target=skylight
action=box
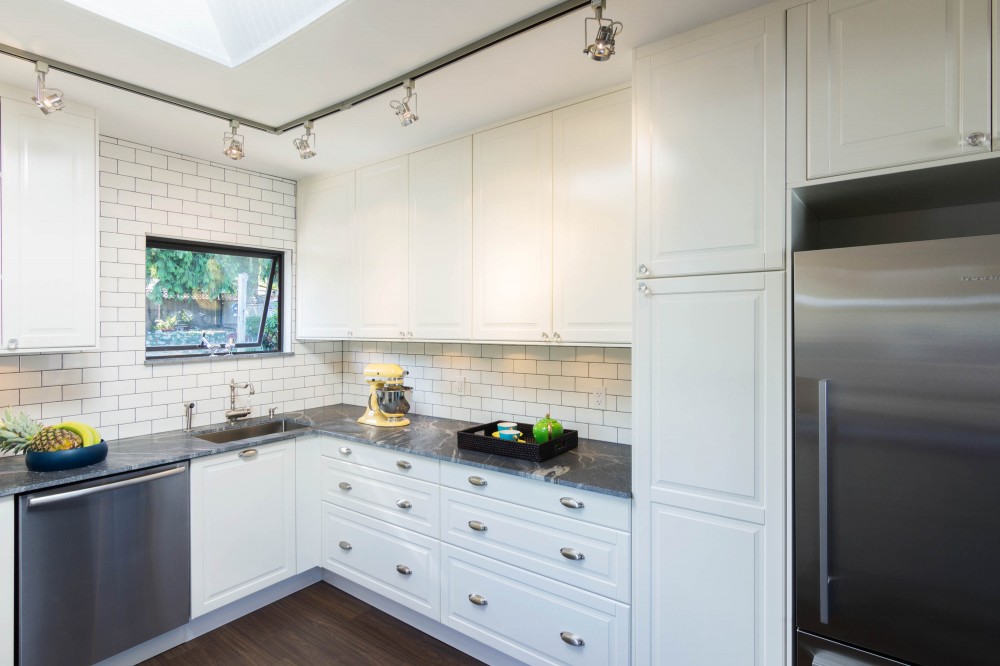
[62,0,348,67]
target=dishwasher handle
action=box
[27,465,187,508]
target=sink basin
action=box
[195,420,310,444]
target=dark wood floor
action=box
[143,583,484,666]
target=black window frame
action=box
[144,237,284,360]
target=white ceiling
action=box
[0,0,773,180]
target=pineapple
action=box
[0,409,82,453]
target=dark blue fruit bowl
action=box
[25,441,108,472]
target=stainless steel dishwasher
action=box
[18,463,190,666]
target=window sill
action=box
[144,351,294,366]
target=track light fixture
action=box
[31,62,65,115]
[389,79,419,127]
[223,119,245,160]
[583,0,623,62]
[293,120,317,159]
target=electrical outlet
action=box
[592,387,606,409]
[454,376,466,396]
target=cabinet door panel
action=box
[808,0,991,177]
[472,115,553,342]
[636,15,784,277]
[357,157,409,338]
[552,90,633,344]
[408,138,472,340]
[1,98,97,350]
[0,497,11,666]
[296,172,357,338]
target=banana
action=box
[84,424,102,445]
[55,422,96,447]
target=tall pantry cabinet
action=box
[632,10,787,666]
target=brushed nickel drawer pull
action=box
[396,460,412,470]
[468,593,488,606]
[338,541,352,551]
[338,446,351,455]
[560,547,585,561]
[338,481,352,491]
[468,476,488,487]
[559,497,584,509]
[560,631,585,647]
[396,564,412,575]
[396,499,412,509]
[468,520,488,532]
[238,449,258,459]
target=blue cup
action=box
[498,429,521,441]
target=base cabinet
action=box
[1,497,11,666]
[190,439,297,618]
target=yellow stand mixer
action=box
[357,363,413,427]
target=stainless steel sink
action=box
[195,419,310,444]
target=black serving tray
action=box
[456,421,578,462]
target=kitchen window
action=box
[145,238,283,360]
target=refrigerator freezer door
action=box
[794,234,1000,666]
[797,631,909,666]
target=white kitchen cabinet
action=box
[0,97,97,351]
[296,171,358,339]
[635,13,785,278]
[552,90,633,344]
[356,157,409,338]
[408,138,473,340]
[472,114,553,342]
[632,271,785,665]
[190,439,297,618]
[1,496,12,666]
[807,0,991,178]
[296,435,322,573]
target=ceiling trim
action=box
[0,0,591,136]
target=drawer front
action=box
[440,460,630,530]
[441,545,630,666]
[322,502,439,619]
[320,437,439,482]
[441,488,630,603]
[322,457,439,537]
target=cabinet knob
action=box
[560,632,585,647]
[347,331,353,336]
[559,497,585,509]
[338,481,352,491]
[966,131,989,147]
[407,331,414,337]
[338,446,352,455]
[396,564,412,576]
[399,331,406,338]
[238,449,258,459]
[637,264,648,275]
[396,460,412,470]
[638,282,649,294]
[560,547,585,561]
[468,593,488,606]
[468,475,488,487]
[541,332,550,342]
[338,540,352,551]
[6,339,16,350]
[396,499,412,509]
[468,520,488,532]
[552,332,561,343]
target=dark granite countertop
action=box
[0,405,632,499]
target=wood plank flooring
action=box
[143,583,484,666]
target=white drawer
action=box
[441,488,630,603]
[440,460,630,531]
[322,502,439,620]
[320,437,439,483]
[441,544,630,666]
[321,457,439,537]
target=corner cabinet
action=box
[190,439,297,618]
[0,97,98,351]
[635,14,785,278]
[806,0,991,178]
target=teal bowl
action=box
[25,441,108,472]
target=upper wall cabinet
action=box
[806,0,991,178]
[635,14,785,279]
[552,90,633,345]
[0,97,98,352]
[472,115,554,343]
[408,138,473,340]
[297,171,358,339]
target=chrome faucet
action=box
[184,402,195,432]
[226,380,255,422]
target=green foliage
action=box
[154,314,177,331]
[146,248,274,305]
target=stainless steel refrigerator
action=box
[794,234,1000,666]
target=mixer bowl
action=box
[376,386,413,416]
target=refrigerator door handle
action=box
[818,378,831,625]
